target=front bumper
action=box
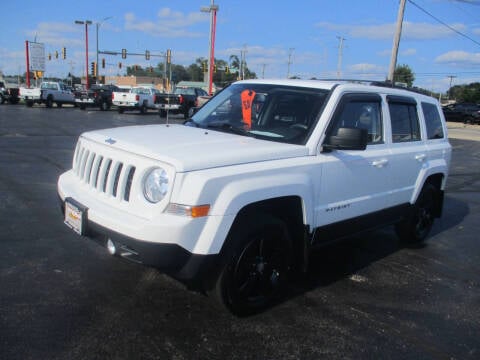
[58,196,220,290]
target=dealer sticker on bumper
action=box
[64,198,87,235]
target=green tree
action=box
[393,64,415,87]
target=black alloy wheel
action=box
[396,183,436,243]
[215,215,291,316]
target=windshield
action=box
[187,83,328,145]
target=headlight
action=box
[143,167,169,203]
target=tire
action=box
[140,103,147,114]
[159,110,167,118]
[0,95,5,104]
[46,97,53,108]
[57,102,62,108]
[100,100,108,111]
[214,214,292,316]
[26,100,34,107]
[118,107,124,114]
[395,183,437,244]
[80,104,86,110]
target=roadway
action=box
[0,105,479,359]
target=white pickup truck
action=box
[111,86,162,114]
[20,81,75,108]
[58,79,451,315]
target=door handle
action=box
[415,154,427,162]
[372,159,388,168]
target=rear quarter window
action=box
[422,102,444,140]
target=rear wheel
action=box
[117,107,124,114]
[26,100,34,107]
[395,183,436,244]
[100,100,109,111]
[45,97,53,108]
[140,104,147,114]
[214,215,291,316]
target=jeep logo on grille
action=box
[105,138,116,145]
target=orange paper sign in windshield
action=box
[241,89,256,130]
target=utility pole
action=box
[287,48,294,78]
[336,36,345,79]
[388,0,407,83]
[447,75,457,100]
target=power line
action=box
[407,0,480,47]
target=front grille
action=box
[73,142,136,202]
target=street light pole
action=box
[201,1,219,95]
[96,16,113,80]
[75,20,92,89]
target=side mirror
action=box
[323,127,368,151]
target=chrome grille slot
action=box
[112,163,123,197]
[84,152,96,184]
[90,155,103,188]
[124,167,136,202]
[102,159,112,193]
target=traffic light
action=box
[214,64,217,73]
[102,58,105,68]
[225,66,229,74]
[62,47,66,59]
[118,62,122,69]
[55,51,59,59]
[48,53,52,61]
[145,50,150,60]
[166,49,171,64]
[91,61,97,76]
[202,61,207,73]
[121,48,127,59]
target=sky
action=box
[1,0,479,93]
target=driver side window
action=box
[328,94,383,145]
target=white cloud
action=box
[315,21,466,40]
[401,48,417,56]
[435,50,480,65]
[124,8,208,38]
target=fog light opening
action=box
[107,238,116,255]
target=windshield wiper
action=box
[205,122,252,137]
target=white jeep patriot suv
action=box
[58,79,451,315]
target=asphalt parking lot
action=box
[1,104,479,359]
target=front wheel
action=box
[214,215,292,316]
[395,183,437,244]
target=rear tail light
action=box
[135,94,139,101]
[179,95,184,104]
[111,93,115,99]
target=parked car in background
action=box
[20,81,75,108]
[157,86,210,118]
[442,103,480,124]
[0,80,20,104]
[75,84,120,111]
[111,86,162,114]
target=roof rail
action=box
[317,78,433,97]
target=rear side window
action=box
[388,96,421,143]
[422,102,444,139]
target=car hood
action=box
[82,124,309,172]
